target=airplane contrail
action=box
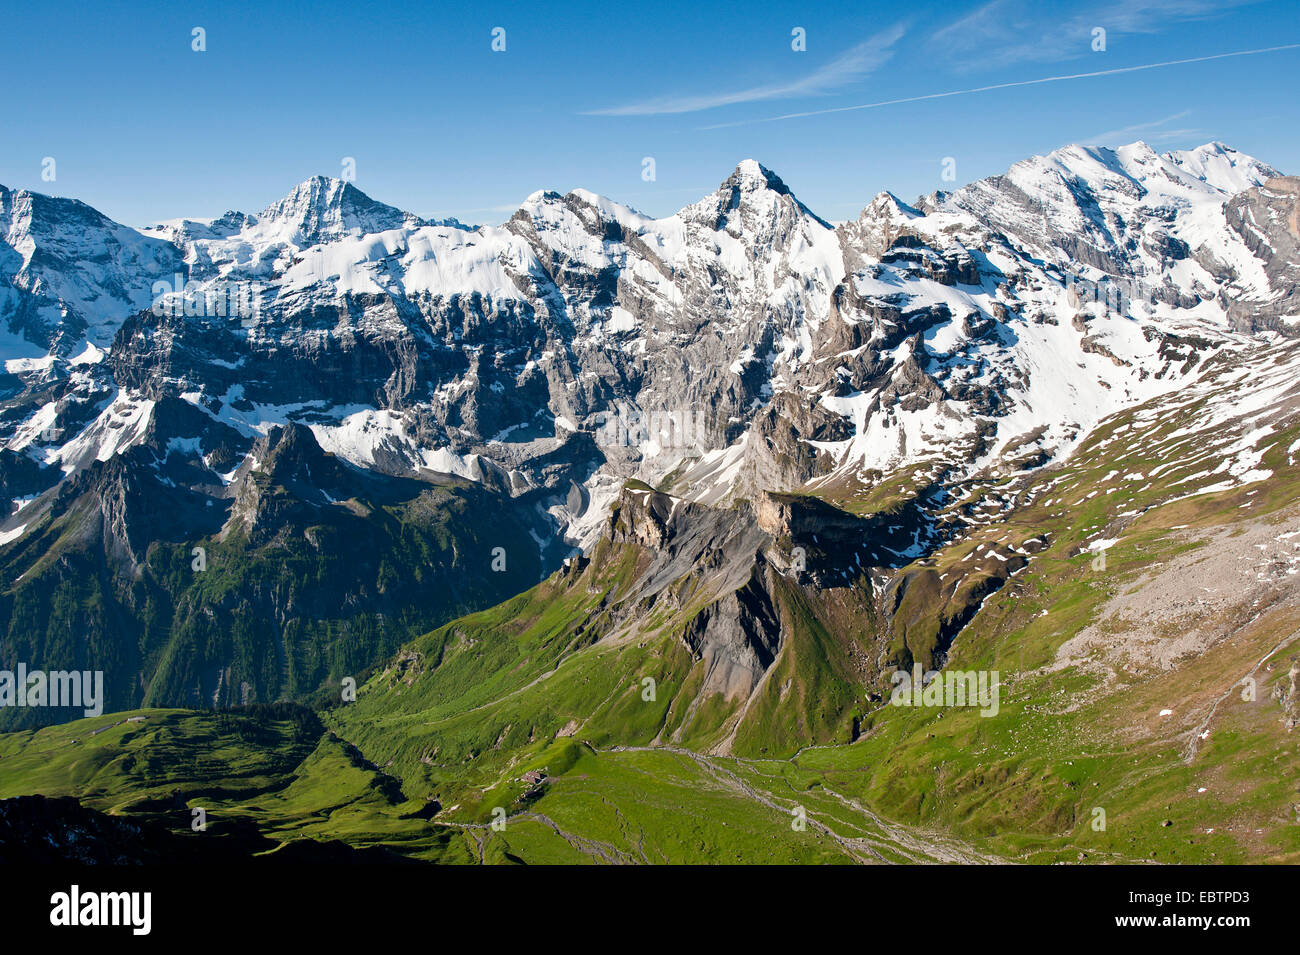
[697,43,1300,131]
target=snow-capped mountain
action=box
[0,185,183,353]
[2,142,1294,550]
[0,140,1296,721]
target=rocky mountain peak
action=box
[1165,140,1282,194]
[840,190,923,261]
[683,159,832,235]
[727,159,791,195]
[250,423,333,479]
[220,424,349,542]
[255,175,424,246]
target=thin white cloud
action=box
[1083,109,1199,145]
[930,0,1261,69]
[697,43,1300,130]
[583,24,907,116]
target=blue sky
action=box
[3,0,1297,226]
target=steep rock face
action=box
[755,489,867,540]
[608,485,679,550]
[680,566,782,700]
[837,191,923,266]
[550,472,1032,751]
[606,485,786,699]
[1222,176,1300,330]
[0,186,183,350]
[742,394,851,489]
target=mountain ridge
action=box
[1,138,1296,725]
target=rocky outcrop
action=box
[882,545,1027,671]
[680,567,782,699]
[1223,176,1300,330]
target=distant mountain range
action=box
[0,139,1296,728]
